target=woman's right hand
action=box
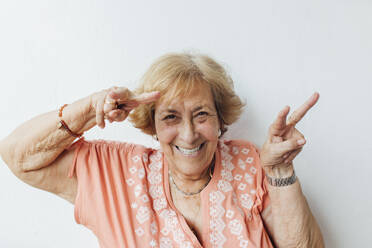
[91,86,160,129]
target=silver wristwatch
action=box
[266,170,297,187]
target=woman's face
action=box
[154,83,220,178]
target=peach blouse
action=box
[68,138,273,248]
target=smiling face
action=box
[154,82,220,179]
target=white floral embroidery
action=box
[238,159,246,170]
[240,194,254,210]
[149,161,162,171]
[238,183,246,191]
[239,239,249,248]
[226,210,235,219]
[233,192,245,217]
[244,173,253,185]
[149,152,162,162]
[131,202,138,209]
[228,219,243,236]
[245,157,254,164]
[151,221,158,235]
[138,167,145,179]
[222,158,235,171]
[154,198,167,211]
[161,227,170,236]
[250,189,256,195]
[218,179,233,192]
[141,194,149,203]
[148,171,162,184]
[135,227,144,237]
[136,206,150,224]
[160,209,179,229]
[132,155,140,163]
[126,178,135,186]
[241,148,250,154]
[173,228,185,244]
[129,166,137,174]
[250,166,257,174]
[149,239,157,247]
[149,185,164,199]
[180,242,193,248]
[221,169,234,182]
[134,185,142,197]
[209,191,226,247]
[159,209,192,247]
[234,174,243,181]
[160,237,173,248]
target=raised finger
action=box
[274,137,306,156]
[269,106,290,137]
[103,97,118,113]
[108,87,132,100]
[131,91,161,104]
[287,92,319,126]
[112,91,160,111]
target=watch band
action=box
[266,170,297,187]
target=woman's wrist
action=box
[264,163,294,178]
[60,95,97,134]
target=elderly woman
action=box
[0,53,324,248]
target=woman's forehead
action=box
[155,84,215,112]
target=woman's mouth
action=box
[175,142,205,156]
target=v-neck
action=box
[162,147,221,247]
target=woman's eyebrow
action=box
[160,109,178,115]
[159,105,213,114]
[192,105,213,112]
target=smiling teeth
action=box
[177,144,202,155]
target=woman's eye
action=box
[196,111,208,117]
[163,114,176,120]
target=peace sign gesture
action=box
[92,86,160,129]
[260,92,320,175]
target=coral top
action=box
[68,138,273,248]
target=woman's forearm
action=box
[265,166,324,248]
[0,95,96,173]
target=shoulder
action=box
[218,139,262,177]
[69,137,156,154]
[219,139,260,155]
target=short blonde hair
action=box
[129,52,245,136]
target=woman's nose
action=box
[178,120,199,144]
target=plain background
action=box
[0,0,371,247]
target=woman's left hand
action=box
[260,92,320,176]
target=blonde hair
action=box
[129,52,245,136]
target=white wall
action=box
[0,0,371,247]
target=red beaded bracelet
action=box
[58,104,83,138]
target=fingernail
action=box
[297,139,306,145]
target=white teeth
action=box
[176,144,202,155]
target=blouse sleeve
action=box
[66,138,139,231]
[250,143,271,214]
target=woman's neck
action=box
[168,158,215,195]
